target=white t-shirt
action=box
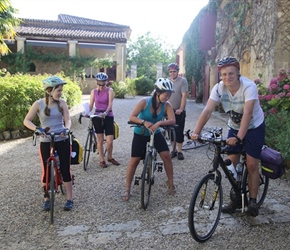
[209,76,264,130]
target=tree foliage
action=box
[0,0,20,55]
[126,32,175,82]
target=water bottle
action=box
[236,162,243,182]
[225,159,237,180]
[54,151,60,167]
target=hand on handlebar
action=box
[226,136,239,146]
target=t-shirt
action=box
[209,76,264,130]
[168,76,188,110]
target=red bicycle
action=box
[33,129,71,224]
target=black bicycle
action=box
[78,113,106,171]
[188,127,269,242]
[128,121,175,209]
[160,117,177,153]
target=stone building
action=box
[177,0,290,103]
[4,14,131,94]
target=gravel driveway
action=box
[1,95,290,250]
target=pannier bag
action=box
[71,136,84,165]
[260,145,285,179]
[114,121,119,140]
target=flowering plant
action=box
[258,68,290,114]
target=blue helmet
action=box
[96,72,108,81]
[43,76,66,90]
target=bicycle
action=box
[128,121,175,209]
[181,129,208,150]
[187,127,269,242]
[33,129,71,225]
[78,113,106,171]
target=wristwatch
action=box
[141,120,145,125]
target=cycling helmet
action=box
[167,63,179,71]
[95,72,108,81]
[154,78,174,92]
[43,76,67,90]
[217,56,240,72]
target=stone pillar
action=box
[131,63,137,79]
[156,63,163,79]
[15,37,26,53]
[116,43,126,82]
[68,40,78,57]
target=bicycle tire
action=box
[49,160,55,225]
[141,152,153,209]
[242,166,269,208]
[188,173,222,242]
[161,127,176,153]
[83,131,93,171]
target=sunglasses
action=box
[169,71,177,73]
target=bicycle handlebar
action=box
[127,121,177,130]
[78,112,104,124]
[33,129,71,146]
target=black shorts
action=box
[131,132,169,158]
[93,116,114,135]
[174,111,186,143]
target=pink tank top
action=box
[93,87,113,116]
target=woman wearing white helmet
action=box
[88,72,120,168]
[23,76,74,211]
[122,78,176,201]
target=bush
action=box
[0,73,81,132]
[257,68,290,162]
[134,75,154,95]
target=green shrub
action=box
[0,73,81,132]
[110,81,127,99]
[134,75,154,95]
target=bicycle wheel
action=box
[141,152,153,209]
[242,166,269,207]
[83,132,93,171]
[49,160,55,225]
[188,173,222,242]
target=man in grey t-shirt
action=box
[167,63,188,160]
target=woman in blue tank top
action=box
[23,76,74,212]
[122,78,176,201]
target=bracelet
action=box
[236,135,242,143]
[141,120,145,125]
[103,111,107,116]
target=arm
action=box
[89,89,95,112]
[129,98,148,125]
[23,100,40,131]
[151,102,176,131]
[105,88,114,114]
[176,91,188,114]
[237,100,255,140]
[191,98,217,138]
[60,99,71,130]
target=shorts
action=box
[227,122,265,159]
[131,132,169,158]
[93,116,114,135]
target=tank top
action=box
[134,97,166,136]
[93,87,113,117]
[37,99,67,142]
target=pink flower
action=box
[276,92,285,98]
[269,78,277,85]
[278,68,287,76]
[254,78,261,84]
[269,108,278,114]
[268,83,279,92]
[283,84,290,90]
[286,92,290,97]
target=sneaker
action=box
[108,158,120,165]
[42,200,50,211]
[247,199,259,217]
[100,161,108,168]
[221,198,242,214]
[170,151,177,159]
[177,152,184,160]
[64,200,74,211]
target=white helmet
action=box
[154,78,174,92]
[95,72,108,81]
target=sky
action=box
[10,0,209,48]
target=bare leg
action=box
[96,133,105,162]
[246,154,260,199]
[106,135,114,160]
[64,181,73,201]
[159,151,175,195]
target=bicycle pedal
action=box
[134,176,140,185]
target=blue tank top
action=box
[134,97,165,136]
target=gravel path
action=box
[1,95,290,250]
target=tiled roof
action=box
[15,14,131,43]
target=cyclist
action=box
[89,72,120,168]
[23,76,74,211]
[167,63,189,160]
[122,78,176,201]
[190,56,265,217]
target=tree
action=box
[126,32,175,82]
[0,0,21,55]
